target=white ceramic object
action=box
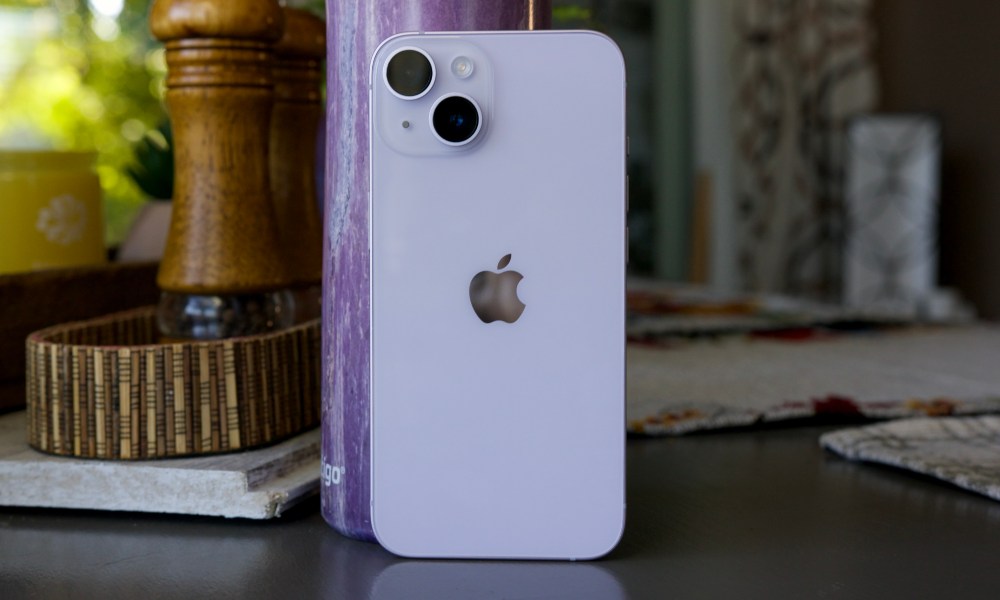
[844,114,940,315]
[119,201,172,263]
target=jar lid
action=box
[0,151,96,173]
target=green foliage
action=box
[126,118,172,200]
[0,0,167,245]
[553,4,598,29]
[284,0,325,17]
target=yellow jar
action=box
[0,151,106,275]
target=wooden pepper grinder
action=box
[270,7,325,323]
[150,0,294,339]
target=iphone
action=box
[368,30,626,559]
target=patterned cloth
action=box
[627,326,1000,435]
[821,416,1000,502]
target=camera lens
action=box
[385,48,435,99]
[431,94,482,145]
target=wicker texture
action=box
[26,307,319,459]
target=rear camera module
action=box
[384,47,435,99]
[430,94,482,146]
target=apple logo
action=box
[469,253,526,324]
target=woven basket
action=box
[26,306,320,460]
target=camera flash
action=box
[451,56,474,79]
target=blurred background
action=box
[2,0,997,317]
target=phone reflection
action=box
[320,530,629,598]
[370,560,626,600]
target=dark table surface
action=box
[3,420,1000,599]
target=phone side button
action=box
[625,175,629,214]
[625,226,629,265]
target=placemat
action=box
[820,416,1000,502]
[627,326,1000,434]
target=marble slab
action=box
[0,410,320,519]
